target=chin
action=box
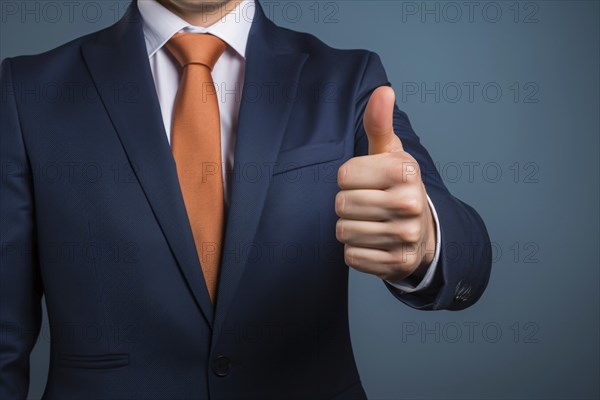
[166,0,232,11]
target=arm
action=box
[0,58,44,398]
[352,52,492,310]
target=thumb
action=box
[364,86,403,155]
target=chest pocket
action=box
[272,140,346,175]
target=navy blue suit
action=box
[0,1,491,399]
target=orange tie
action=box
[166,33,227,303]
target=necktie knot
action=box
[166,33,227,70]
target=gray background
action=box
[1,0,598,399]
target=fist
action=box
[335,87,436,282]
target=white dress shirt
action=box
[137,0,441,293]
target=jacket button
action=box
[212,356,231,377]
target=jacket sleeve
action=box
[0,58,44,398]
[353,52,492,311]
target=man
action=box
[0,0,491,398]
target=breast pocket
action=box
[272,140,346,176]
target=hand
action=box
[335,86,436,282]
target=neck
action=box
[156,0,243,27]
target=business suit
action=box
[0,1,492,398]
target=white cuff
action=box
[385,194,441,293]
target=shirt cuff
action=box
[385,194,441,293]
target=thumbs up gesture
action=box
[336,87,436,281]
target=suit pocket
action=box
[59,353,130,369]
[273,140,346,175]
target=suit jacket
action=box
[0,1,491,399]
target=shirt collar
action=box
[138,0,255,59]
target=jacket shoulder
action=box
[277,25,376,64]
[2,23,111,81]
[274,25,389,95]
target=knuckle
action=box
[391,221,421,244]
[402,222,422,243]
[389,195,423,216]
[388,196,407,214]
[390,221,406,241]
[403,196,424,216]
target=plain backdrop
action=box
[1,1,598,399]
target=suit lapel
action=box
[213,2,309,338]
[79,0,308,334]
[81,3,214,327]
